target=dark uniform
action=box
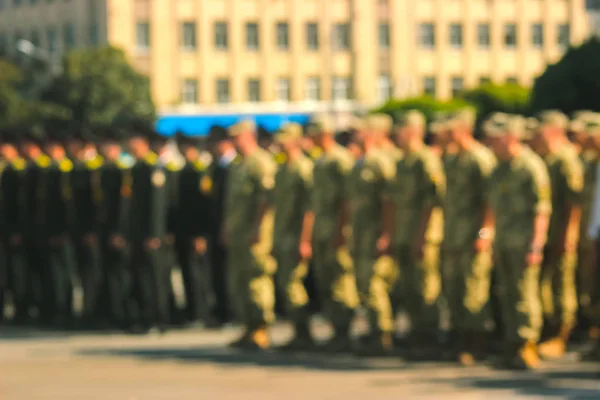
[129,150,172,329]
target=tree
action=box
[530,38,600,115]
[460,83,531,122]
[373,96,473,121]
[43,46,156,132]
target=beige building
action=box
[0,0,590,111]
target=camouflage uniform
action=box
[443,141,496,334]
[225,131,277,331]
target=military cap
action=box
[257,125,271,141]
[228,119,256,137]
[207,125,229,142]
[100,129,122,143]
[584,117,600,136]
[447,108,477,129]
[365,113,393,133]
[569,119,586,134]
[394,110,426,128]
[306,114,335,136]
[274,122,303,143]
[485,114,526,138]
[335,130,352,147]
[524,117,540,138]
[536,110,569,130]
[429,111,450,135]
[20,129,45,145]
[46,128,68,145]
[572,110,596,122]
[174,130,198,146]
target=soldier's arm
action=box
[335,152,354,247]
[477,149,497,245]
[561,155,584,251]
[530,158,552,252]
[379,157,397,248]
[299,161,315,247]
[252,156,276,242]
[416,153,446,246]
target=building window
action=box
[378,23,390,49]
[332,77,351,101]
[246,22,259,50]
[477,23,490,48]
[531,23,543,48]
[423,76,436,97]
[89,24,99,46]
[449,23,463,48]
[419,23,435,49]
[504,23,517,48]
[276,78,291,101]
[216,79,230,103]
[479,76,491,85]
[451,77,464,98]
[306,22,319,50]
[182,22,197,51]
[182,79,198,104]
[136,22,150,51]
[558,24,570,48]
[377,75,392,104]
[305,77,321,101]
[30,29,40,47]
[248,79,261,102]
[214,22,228,50]
[506,76,518,84]
[47,27,58,53]
[333,23,351,50]
[276,22,289,50]
[63,23,75,49]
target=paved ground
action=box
[1,320,600,400]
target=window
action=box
[377,75,392,104]
[30,29,40,47]
[216,79,230,103]
[305,77,321,101]
[306,22,319,50]
[378,23,390,49]
[558,24,570,48]
[506,76,518,84]
[136,22,150,50]
[419,23,435,48]
[479,76,491,85]
[477,23,490,48]
[531,23,543,48]
[182,22,197,50]
[276,78,291,101]
[89,24,99,46]
[248,79,261,102]
[214,21,228,50]
[332,77,351,100]
[504,23,517,48]
[451,77,464,98]
[423,76,436,97]
[47,27,58,53]
[276,22,289,50]
[182,79,198,104]
[449,23,463,48]
[63,23,75,49]
[333,23,350,50]
[246,22,259,50]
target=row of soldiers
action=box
[221,108,600,371]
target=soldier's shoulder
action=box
[420,146,443,169]
[471,143,497,171]
[332,144,354,168]
[522,149,548,178]
[296,154,314,181]
[11,157,27,171]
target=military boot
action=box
[511,341,540,370]
[406,331,440,361]
[354,331,394,357]
[228,328,253,349]
[538,325,571,360]
[243,324,271,350]
[458,331,488,366]
[321,328,354,354]
[277,321,316,352]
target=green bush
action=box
[373,96,474,121]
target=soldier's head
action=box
[583,118,600,152]
[536,110,569,151]
[0,131,19,161]
[364,114,393,146]
[428,111,451,151]
[447,108,476,145]
[127,129,151,160]
[100,130,122,162]
[394,110,426,149]
[45,130,67,161]
[306,114,335,150]
[229,119,257,155]
[149,131,168,155]
[20,130,43,160]
[65,129,85,159]
[207,125,232,158]
[175,131,199,161]
[274,122,303,156]
[485,114,525,160]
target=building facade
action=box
[0,0,590,111]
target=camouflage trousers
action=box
[541,246,578,329]
[273,242,310,325]
[577,241,597,321]
[313,240,359,333]
[391,244,441,334]
[227,240,276,328]
[354,251,398,334]
[442,248,493,333]
[495,247,542,343]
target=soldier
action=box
[173,132,216,326]
[223,120,277,349]
[98,130,133,330]
[39,130,74,326]
[0,131,27,322]
[388,110,444,358]
[66,131,103,324]
[442,109,497,366]
[485,114,549,370]
[346,115,397,355]
[271,123,315,350]
[532,111,583,359]
[207,126,236,325]
[127,128,172,332]
[308,115,359,353]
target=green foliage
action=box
[373,96,474,121]
[460,83,531,122]
[42,46,156,132]
[530,38,600,115]
[0,60,24,129]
